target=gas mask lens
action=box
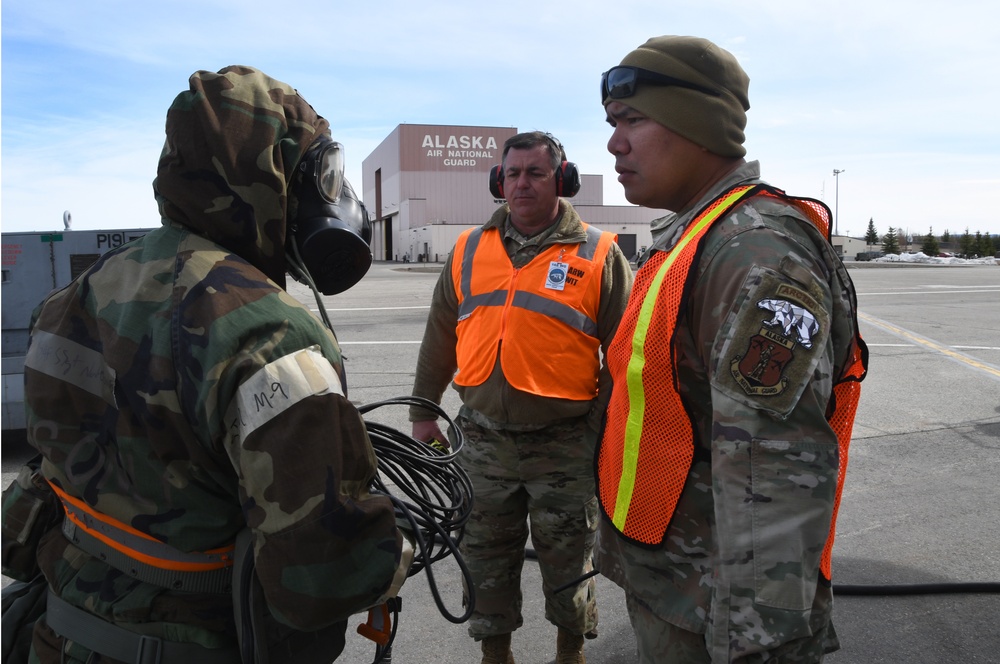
[316,141,346,203]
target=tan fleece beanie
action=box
[608,35,750,157]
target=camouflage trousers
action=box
[624,592,839,663]
[456,415,599,640]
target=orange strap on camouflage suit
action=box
[49,481,235,593]
[595,184,867,580]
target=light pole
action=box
[832,169,845,236]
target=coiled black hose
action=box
[357,396,476,664]
[359,396,475,624]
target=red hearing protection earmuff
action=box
[488,134,581,199]
[489,162,581,199]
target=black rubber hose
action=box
[833,582,1000,596]
[360,396,475,624]
[531,548,1000,597]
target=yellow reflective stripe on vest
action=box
[612,186,755,531]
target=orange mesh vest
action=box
[452,223,615,400]
[596,184,866,580]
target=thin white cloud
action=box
[3,0,999,236]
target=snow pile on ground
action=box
[874,252,997,265]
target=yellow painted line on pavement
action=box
[858,311,1000,380]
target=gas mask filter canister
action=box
[288,136,373,295]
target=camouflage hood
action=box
[153,65,329,288]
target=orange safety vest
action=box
[595,184,867,580]
[452,223,616,401]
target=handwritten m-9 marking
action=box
[253,381,290,412]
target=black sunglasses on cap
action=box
[601,65,721,103]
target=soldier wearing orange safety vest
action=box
[594,37,867,663]
[410,131,634,664]
[450,223,616,400]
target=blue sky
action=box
[3,0,999,238]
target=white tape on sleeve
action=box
[233,346,344,441]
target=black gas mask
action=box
[287,136,373,295]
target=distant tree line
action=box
[863,218,998,257]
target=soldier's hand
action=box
[412,420,449,451]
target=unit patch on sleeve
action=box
[714,270,831,419]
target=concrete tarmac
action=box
[3,261,998,663]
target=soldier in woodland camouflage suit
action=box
[594,37,866,663]
[15,66,410,663]
[409,132,634,664]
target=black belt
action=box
[45,590,240,664]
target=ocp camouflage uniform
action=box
[19,67,408,663]
[597,161,859,662]
[457,416,599,637]
[410,202,633,639]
